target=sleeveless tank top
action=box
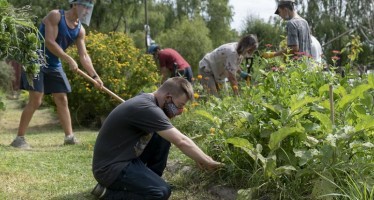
[39,10,81,68]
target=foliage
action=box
[174,54,374,198]
[299,0,374,66]
[205,0,237,47]
[0,0,42,77]
[0,61,14,92]
[46,32,159,127]
[241,15,283,49]
[157,16,213,75]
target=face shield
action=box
[74,0,94,26]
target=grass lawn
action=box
[0,98,217,200]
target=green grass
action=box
[0,98,218,200]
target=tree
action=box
[205,0,237,47]
[241,15,283,50]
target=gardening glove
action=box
[262,52,276,59]
[240,71,249,79]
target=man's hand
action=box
[197,156,224,171]
[240,71,249,79]
[92,76,104,88]
[68,58,78,72]
[262,52,276,59]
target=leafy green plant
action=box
[174,53,374,198]
[46,32,160,127]
[0,0,42,77]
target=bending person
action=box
[148,45,193,83]
[198,34,258,96]
[91,77,222,199]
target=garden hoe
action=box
[76,69,125,103]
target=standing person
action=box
[262,0,312,59]
[91,77,222,199]
[10,0,103,149]
[310,35,323,63]
[6,60,22,100]
[147,45,193,83]
[198,34,258,96]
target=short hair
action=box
[158,77,194,101]
[236,34,259,55]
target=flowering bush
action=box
[47,32,159,127]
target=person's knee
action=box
[146,185,171,200]
[27,97,43,109]
[152,185,171,200]
[53,94,68,107]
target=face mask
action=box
[74,0,94,26]
[163,101,180,118]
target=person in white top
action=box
[198,34,258,96]
[310,35,323,63]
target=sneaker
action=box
[64,135,79,145]
[91,183,106,199]
[10,136,31,150]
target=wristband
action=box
[91,74,98,79]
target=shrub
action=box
[46,32,159,127]
[0,61,14,92]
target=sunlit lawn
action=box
[0,98,216,200]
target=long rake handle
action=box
[76,69,125,103]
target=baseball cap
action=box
[275,0,295,14]
[147,44,160,54]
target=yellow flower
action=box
[210,127,215,135]
[192,102,199,107]
[197,75,203,80]
[232,85,239,90]
[194,93,199,99]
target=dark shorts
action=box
[20,67,71,94]
[173,66,193,82]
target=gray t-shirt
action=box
[287,17,311,56]
[92,93,174,187]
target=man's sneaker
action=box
[91,183,106,199]
[10,136,31,150]
[64,135,79,145]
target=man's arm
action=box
[76,27,103,87]
[43,10,78,70]
[157,128,222,170]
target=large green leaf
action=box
[261,103,281,115]
[264,155,277,178]
[226,137,265,164]
[268,126,304,151]
[194,109,215,123]
[290,96,319,115]
[368,74,374,86]
[311,112,332,133]
[337,84,372,110]
[355,115,374,133]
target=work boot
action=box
[10,136,31,150]
[91,183,107,199]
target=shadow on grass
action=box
[3,123,62,135]
[50,190,96,200]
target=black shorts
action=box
[20,67,71,94]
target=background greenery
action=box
[1,0,373,199]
